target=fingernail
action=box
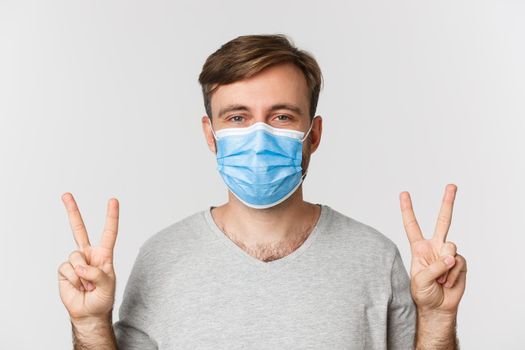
[87,282,94,291]
[445,282,453,288]
[444,256,455,266]
[79,285,85,292]
[76,265,86,274]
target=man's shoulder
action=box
[138,209,209,255]
[322,204,400,256]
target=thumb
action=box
[415,255,456,290]
[75,264,111,289]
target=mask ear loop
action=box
[301,116,317,142]
[209,117,218,140]
[301,168,308,180]
[300,116,318,180]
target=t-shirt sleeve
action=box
[113,247,157,349]
[387,247,417,349]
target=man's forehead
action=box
[210,64,310,117]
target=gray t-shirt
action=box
[113,204,416,349]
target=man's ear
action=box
[309,115,323,154]
[201,115,217,154]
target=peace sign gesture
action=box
[400,184,467,316]
[57,193,119,322]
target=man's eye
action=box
[276,115,290,121]
[229,115,245,123]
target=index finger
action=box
[433,184,457,242]
[400,191,424,244]
[61,193,91,251]
[99,198,119,251]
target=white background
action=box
[1,0,524,348]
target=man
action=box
[58,34,467,349]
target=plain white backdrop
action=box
[1,0,524,348]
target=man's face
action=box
[201,62,322,175]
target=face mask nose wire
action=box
[210,116,315,142]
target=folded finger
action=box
[68,250,90,290]
[75,264,111,290]
[445,254,467,288]
[440,241,457,256]
[415,255,456,291]
[438,241,457,283]
[58,261,83,291]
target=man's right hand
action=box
[57,193,120,324]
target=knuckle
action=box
[68,250,85,262]
[437,215,451,226]
[448,264,460,276]
[94,270,109,284]
[68,250,78,261]
[104,228,117,237]
[442,242,457,256]
[88,266,102,279]
[445,241,457,251]
[456,254,467,267]
[449,265,462,278]
[58,261,71,275]
[446,276,458,287]
[404,218,418,229]
[72,222,85,232]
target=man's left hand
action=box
[400,184,468,316]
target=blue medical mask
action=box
[210,119,315,209]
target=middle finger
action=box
[433,184,457,242]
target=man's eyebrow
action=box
[269,103,303,115]
[218,104,250,119]
[217,103,303,118]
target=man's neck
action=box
[210,187,321,262]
